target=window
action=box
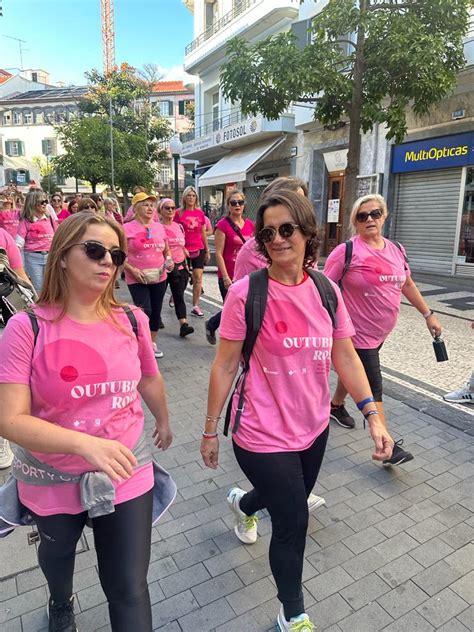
[23,112,32,125]
[13,112,21,125]
[5,140,25,156]
[212,91,219,131]
[2,113,11,125]
[457,167,474,264]
[42,138,57,156]
[158,100,173,117]
[34,110,44,124]
[205,0,218,31]
[160,166,172,185]
[32,72,38,82]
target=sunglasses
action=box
[162,205,176,211]
[258,223,300,244]
[356,209,383,222]
[229,199,244,207]
[39,200,48,205]
[146,227,152,239]
[72,241,127,266]
[83,204,96,210]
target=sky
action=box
[0,0,195,86]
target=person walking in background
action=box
[50,192,66,219]
[0,193,21,238]
[324,194,442,466]
[205,189,254,345]
[444,321,474,403]
[78,197,99,213]
[104,197,124,224]
[175,186,210,318]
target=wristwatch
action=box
[422,309,434,319]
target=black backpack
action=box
[0,248,37,324]
[339,239,409,288]
[223,267,338,436]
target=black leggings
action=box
[233,426,329,620]
[355,344,383,401]
[166,266,189,320]
[128,280,167,332]
[32,490,153,632]
[207,278,227,333]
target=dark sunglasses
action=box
[356,209,383,222]
[39,200,48,205]
[162,205,176,211]
[229,199,244,207]
[258,223,300,243]
[72,241,127,266]
[83,204,96,210]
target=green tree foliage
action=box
[220,0,471,234]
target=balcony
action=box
[184,0,299,74]
[181,110,296,161]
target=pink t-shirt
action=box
[163,221,185,265]
[215,217,255,280]
[233,237,267,281]
[323,236,411,349]
[57,209,71,223]
[0,227,23,269]
[17,215,56,252]
[0,306,158,515]
[0,209,21,238]
[220,273,355,452]
[123,220,168,285]
[124,206,159,222]
[174,208,206,254]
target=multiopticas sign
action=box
[392,132,474,173]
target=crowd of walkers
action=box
[0,175,464,632]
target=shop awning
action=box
[198,137,285,187]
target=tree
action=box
[220,0,471,236]
[32,155,59,195]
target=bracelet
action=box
[364,410,379,419]
[206,414,221,421]
[202,431,218,439]
[423,309,434,319]
[356,396,376,411]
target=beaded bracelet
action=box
[202,431,218,439]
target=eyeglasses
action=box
[39,200,48,205]
[162,205,176,211]
[71,241,127,266]
[258,223,300,243]
[82,204,96,210]
[356,209,383,222]
[229,200,244,207]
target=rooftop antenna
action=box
[1,34,28,69]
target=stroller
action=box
[0,248,37,325]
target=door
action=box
[325,172,345,254]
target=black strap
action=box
[224,216,246,244]
[339,240,353,289]
[123,305,138,338]
[394,240,409,270]
[306,269,338,329]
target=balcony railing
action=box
[185,0,262,55]
[181,109,250,143]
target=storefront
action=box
[391,131,474,277]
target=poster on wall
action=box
[327,198,340,223]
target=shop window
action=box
[457,167,474,264]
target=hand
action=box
[200,437,219,469]
[77,435,137,482]
[426,314,442,338]
[205,250,211,264]
[368,420,394,461]
[223,277,232,290]
[165,257,175,272]
[133,267,146,283]
[152,421,173,450]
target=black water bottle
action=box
[433,336,448,362]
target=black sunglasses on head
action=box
[71,241,127,266]
[356,209,383,222]
[258,222,300,244]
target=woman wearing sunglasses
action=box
[124,192,174,359]
[15,191,57,292]
[78,197,99,213]
[201,191,392,632]
[159,198,194,338]
[0,211,174,632]
[205,190,254,345]
[324,194,442,465]
[0,193,21,238]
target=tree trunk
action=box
[342,0,367,240]
[92,182,97,193]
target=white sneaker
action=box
[276,605,316,631]
[152,342,164,359]
[307,493,326,514]
[227,487,258,544]
[443,383,474,403]
[0,438,14,469]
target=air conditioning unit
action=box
[452,109,466,120]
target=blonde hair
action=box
[349,194,388,235]
[37,212,126,319]
[181,186,200,210]
[21,190,47,221]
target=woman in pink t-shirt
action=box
[324,194,442,465]
[201,191,393,631]
[50,192,66,218]
[123,192,174,359]
[0,212,173,631]
[174,186,210,317]
[0,194,21,238]
[57,198,79,223]
[205,189,254,344]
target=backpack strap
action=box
[394,240,409,271]
[339,240,353,289]
[25,309,39,346]
[223,268,268,436]
[123,305,138,338]
[224,216,246,244]
[306,269,338,329]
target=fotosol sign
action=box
[214,118,263,146]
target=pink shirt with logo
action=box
[57,209,71,223]
[323,235,411,349]
[163,221,186,266]
[17,215,56,252]
[123,220,168,285]
[0,306,158,516]
[220,273,355,453]
[0,227,23,269]
[215,217,254,280]
[233,237,267,281]
[174,208,206,254]
[0,209,21,238]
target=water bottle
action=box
[433,336,448,362]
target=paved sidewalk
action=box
[0,288,473,631]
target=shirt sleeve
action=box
[133,308,159,377]
[331,281,356,340]
[323,243,346,284]
[1,231,23,269]
[219,278,249,341]
[0,313,35,385]
[15,220,27,247]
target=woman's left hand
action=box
[368,420,394,461]
[426,314,442,338]
[153,421,173,450]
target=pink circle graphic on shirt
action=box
[275,321,288,334]
[360,255,395,287]
[60,365,79,382]
[260,298,309,357]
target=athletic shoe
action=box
[152,343,164,359]
[158,319,165,329]
[330,403,355,429]
[179,323,194,338]
[307,493,326,514]
[191,305,204,318]
[47,595,78,632]
[227,487,258,544]
[383,439,414,466]
[0,438,13,469]
[276,605,316,631]
[443,383,474,403]
[205,319,216,345]
[169,296,174,308]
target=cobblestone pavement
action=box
[0,276,472,631]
